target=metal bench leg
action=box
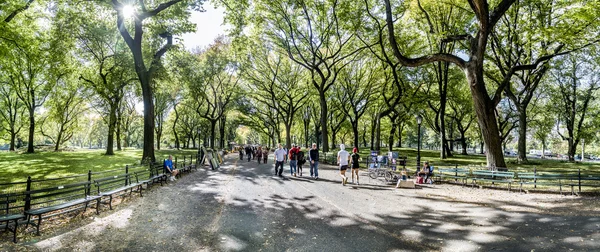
[96,198,100,214]
[139,185,144,197]
[11,219,18,243]
[36,215,42,236]
[25,215,31,229]
[109,196,113,210]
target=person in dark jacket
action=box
[245,145,252,162]
[297,147,306,177]
[308,143,319,180]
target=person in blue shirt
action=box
[165,155,179,181]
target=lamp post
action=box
[416,115,422,169]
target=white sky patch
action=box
[180,6,229,50]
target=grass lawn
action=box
[0,149,198,183]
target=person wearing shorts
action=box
[337,144,351,186]
[350,147,360,185]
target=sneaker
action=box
[344,177,348,185]
[315,177,318,180]
[293,173,296,177]
[356,181,360,185]
[342,179,345,186]
[173,177,177,181]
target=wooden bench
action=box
[24,181,100,235]
[436,167,470,186]
[517,172,567,194]
[1,193,25,242]
[470,170,515,191]
[94,174,141,211]
[566,173,600,195]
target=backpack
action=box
[291,150,298,160]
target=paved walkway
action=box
[4,155,600,251]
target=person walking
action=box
[297,147,306,177]
[350,147,361,185]
[283,147,288,164]
[257,146,263,164]
[263,147,269,164]
[245,145,252,162]
[308,143,319,180]
[289,145,299,176]
[274,144,287,177]
[337,144,351,186]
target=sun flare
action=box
[122,5,136,18]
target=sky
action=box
[180,6,228,50]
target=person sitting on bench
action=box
[165,155,179,181]
[423,161,434,184]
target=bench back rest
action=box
[472,170,514,179]
[94,174,131,194]
[0,181,27,215]
[134,169,152,183]
[439,168,469,174]
[152,162,165,175]
[25,181,92,210]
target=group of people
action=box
[273,143,320,179]
[240,145,269,164]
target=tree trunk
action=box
[209,120,216,149]
[27,107,35,153]
[375,115,381,151]
[54,128,62,151]
[106,104,117,155]
[396,124,403,148]
[116,112,122,151]
[352,122,359,149]
[467,66,507,170]
[567,137,575,162]
[370,118,375,149]
[319,93,329,152]
[9,132,16,151]
[285,123,292,149]
[173,103,180,150]
[219,115,226,149]
[141,75,156,162]
[517,107,528,163]
[388,122,396,152]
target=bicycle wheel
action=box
[369,170,378,179]
[384,171,394,182]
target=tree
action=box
[191,38,238,149]
[333,59,377,148]
[76,10,135,155]
[0,81,26,151]
[550,52,599,162]
[487,0,600,163]
[3,23,65,153]
[40,76,88,151]
[109,0,205,161]
[243,42,309,149]
[380,0,600,169]
[242,0,366,152]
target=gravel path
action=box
[2,155,600,251]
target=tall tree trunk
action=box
[219,116,226,149]
[27,107,34,153]
[469,69,506,169]
[106,104,117,155]
[285,123,292,149]
[319,93,329,152]
[116,109,122,151]
[173,103,180,150]
[54,127,63,151]
[517,107,528,162]
[388,122,396,151]
[375,115,381,151]
[10,132,16,151]
[209,120,216,149]
[396,123,403,148]
[352,122,359,149]
[370,118,375,149]
[141,76,156,161]
[567,137,575,162]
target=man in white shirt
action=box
[337,144,351,186]
[274,144,287,177]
